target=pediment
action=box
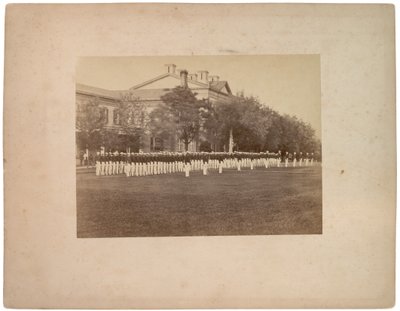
[131,74,207,91]
[135,75,181,90]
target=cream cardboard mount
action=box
[3,3,396,309]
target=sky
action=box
[76,55,321,139]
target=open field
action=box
[77,165,322,238]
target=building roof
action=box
[128,88,172,100]
[77,66,233,101]
[209,81,232,94]
[129,72,208,90]
[128,72,233,96]
[76,83,122,100]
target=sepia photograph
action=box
[76,55,322,238]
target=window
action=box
[149,137,153,151]
[154,137,164,151]
[113,109,120,125]
[100,107,109,124]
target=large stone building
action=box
[76,64,234,152]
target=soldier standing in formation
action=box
[92,149,315,177]
[284,151,289,167]
[95,152,101,176]
[218,153,224,174]
[184,152,191,177]
[277,150,282,167]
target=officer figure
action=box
[133,153,138,177]
[119,152,124,175]
[113,152,119,175]
[144,154,149,176]
[125,153,130,177]
[184,152,191,177]
[277,150,282,167]
[284,151,289,167]
[168,153,173,174]
[264,151,269,168]
[156,153,161,175]
[103,153,108,176]
[218,153,223,174]
[109,153,114,175]
[100,153,105,176]
[172,153,177,173]
[203,153,209,176]
[95,152,101,176]
[139,153,144,176]
[237,153,241,171]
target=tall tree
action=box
[149,86,208,151]
[208,96,274,152]
[116,93,149,152]
[211,100,241,151]
[76,97,107,151]
[205,94,320,154]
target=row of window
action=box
[98,107,121,125]
[150,137,164,151]
[105,107,146,126]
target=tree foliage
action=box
[205,94,320,155]
[207,96,273,152]
[149,86,209,151]
[76,97,107,151]
[115,93,149,152]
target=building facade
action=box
[76,64,234,153]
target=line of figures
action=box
[94,151,316,177]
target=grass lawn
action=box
[77,165,322,238]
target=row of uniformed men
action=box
[95,151,315,177]
[282,151,315,168]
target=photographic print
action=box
[76,55,322,238]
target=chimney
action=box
[209,75,220,82]
[180,70,188,87]
[197,71,209,84]
[165,64,176,74]
[188,73,198,81]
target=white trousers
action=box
[125,163,131,177]
[95,161,101,176]
[203,163,208,175]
